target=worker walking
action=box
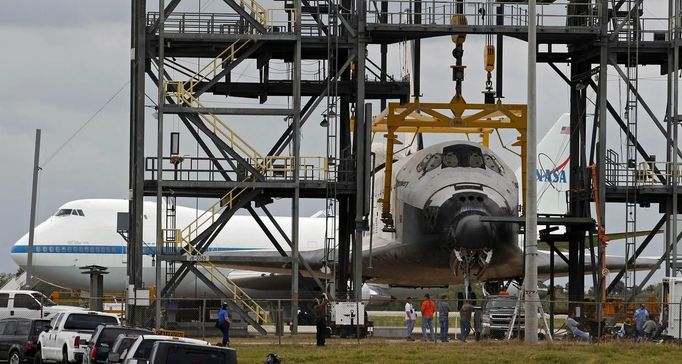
[437,294,450,342]
[459,300,474,342]
[634,304,649,340]
[421,293,436,341]
[405,297,417,341]
[313,293,329,346]
[217,302,231,347]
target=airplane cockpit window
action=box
[441,145,486,170]
[55,209,85,217]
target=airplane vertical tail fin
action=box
[516,113,571,215]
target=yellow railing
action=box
[259,156,328,180]
[241,0,267,26]
[183,40,253,94]
[265,8,297,27]
[635,161,682,186]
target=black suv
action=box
[0,317,50,363]
[148,342,236,364]
[84,325,153,364]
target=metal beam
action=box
[607,214,667,294]
[187,264,268,335]
[260,205,325,291]
[193,41,265,98]
[608,0,643,42]
[164,106,294,116]
[246,206,289,256]
[147,0,181,34]
[609,59,682,159]
[220,0,267,33]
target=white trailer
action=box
[663,277,682,339]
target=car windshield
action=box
[63,314,118,331]
[31,293,56,307]
[486,298,517,309]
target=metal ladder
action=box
[620,0,641,296]
[506,280,553,342]
[323,0,340,299]
[164,197,177,288]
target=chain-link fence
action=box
[3,292,681,345]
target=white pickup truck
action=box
[37,311,120,364]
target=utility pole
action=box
[524,0,539,344]
[26,129,41,287]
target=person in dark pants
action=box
[217,302,231,347]
[313,294,329,346]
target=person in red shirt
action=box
[420,293,436,341]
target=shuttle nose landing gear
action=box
[450,248,493,299]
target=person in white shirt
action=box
[405,296,417,341]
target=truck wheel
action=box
[62,347,69,364]
[33,346,42,364]
[9,350,22,364]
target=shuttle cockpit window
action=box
[441,145,486,170]
[416,153,443,175]
[483,154,504,175]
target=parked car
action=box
[0,317,49,363]
[0,290,84,320]
[148,341,235,364]
[480,295,524,339]
[37,311,120,364]
[111,335,209,364]
[105,334,144,364]
[84,326,153,364]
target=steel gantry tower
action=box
[127,0,682,332]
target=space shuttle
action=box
[10,113,654,300]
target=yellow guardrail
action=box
[635,161,682,186]
[183,40,253,94]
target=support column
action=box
[291,0,302,335]
[155,0,165,330]
[568,59,589,316]
[128,0,147,327]
[596,0,609,333]
[353,0,367,301]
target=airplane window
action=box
[71,210,79,216]
[77,209,85,216]
[55,209,73,217]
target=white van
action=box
[0,290,84,320]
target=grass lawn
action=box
[205,336,682,363]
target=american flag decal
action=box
[560,126,570,135]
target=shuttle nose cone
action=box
[450,214,495,250]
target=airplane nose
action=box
[449,214,495,250]
[10,237,28,267]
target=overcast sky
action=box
[0,2,677,292]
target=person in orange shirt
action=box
[420,293,436,341]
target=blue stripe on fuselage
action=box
[10,245,263,255]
